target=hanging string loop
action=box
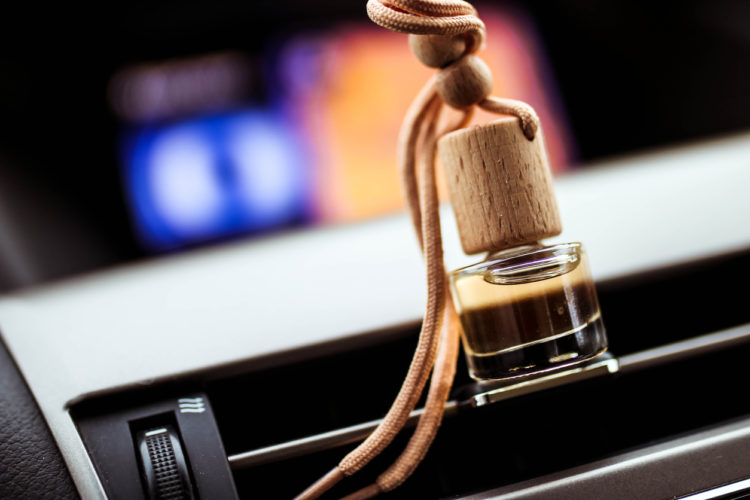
[295,2,542,499]
[366,0,486,53]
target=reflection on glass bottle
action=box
[450,242,607,380]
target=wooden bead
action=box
[408,34,466,68]
[436,55,493,109]
[438,117,562,255]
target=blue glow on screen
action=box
[122,110,312,251]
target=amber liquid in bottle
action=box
[450,242,607,380]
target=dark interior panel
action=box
[72,248,750,499]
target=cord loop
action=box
[295,3,543,498]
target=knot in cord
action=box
[367,0,538,140]
[294,3,542,499]
[368,0,491,110]
[366,0,486,53]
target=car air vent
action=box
[72,249,750,499]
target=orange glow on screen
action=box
[285,5,574,224]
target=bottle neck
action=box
[484,241,544,263]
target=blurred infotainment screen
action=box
[111,5,574,252]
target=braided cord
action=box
[367,0,485,51]
[295,2,543,498]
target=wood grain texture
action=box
[438,117,562,254]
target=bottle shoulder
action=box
[451,242,585,285]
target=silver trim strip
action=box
[228,402,459,469]
[227,356,620,469]
[1,134,749,498]
[619,323,750,374]
[678,477,750,500]
[467,416,750,499]
[227,323,750,469]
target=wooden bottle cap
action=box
[437,117,562,255]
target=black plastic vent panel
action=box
[205,250,750,498]
[70,249,750,499]
[74,392,237,500]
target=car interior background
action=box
[1,1,750,499]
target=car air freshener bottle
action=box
[439,117,608,381]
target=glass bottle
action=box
[438,116,610,381]
[450,242,607,381]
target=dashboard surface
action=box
[1,132,750,498]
